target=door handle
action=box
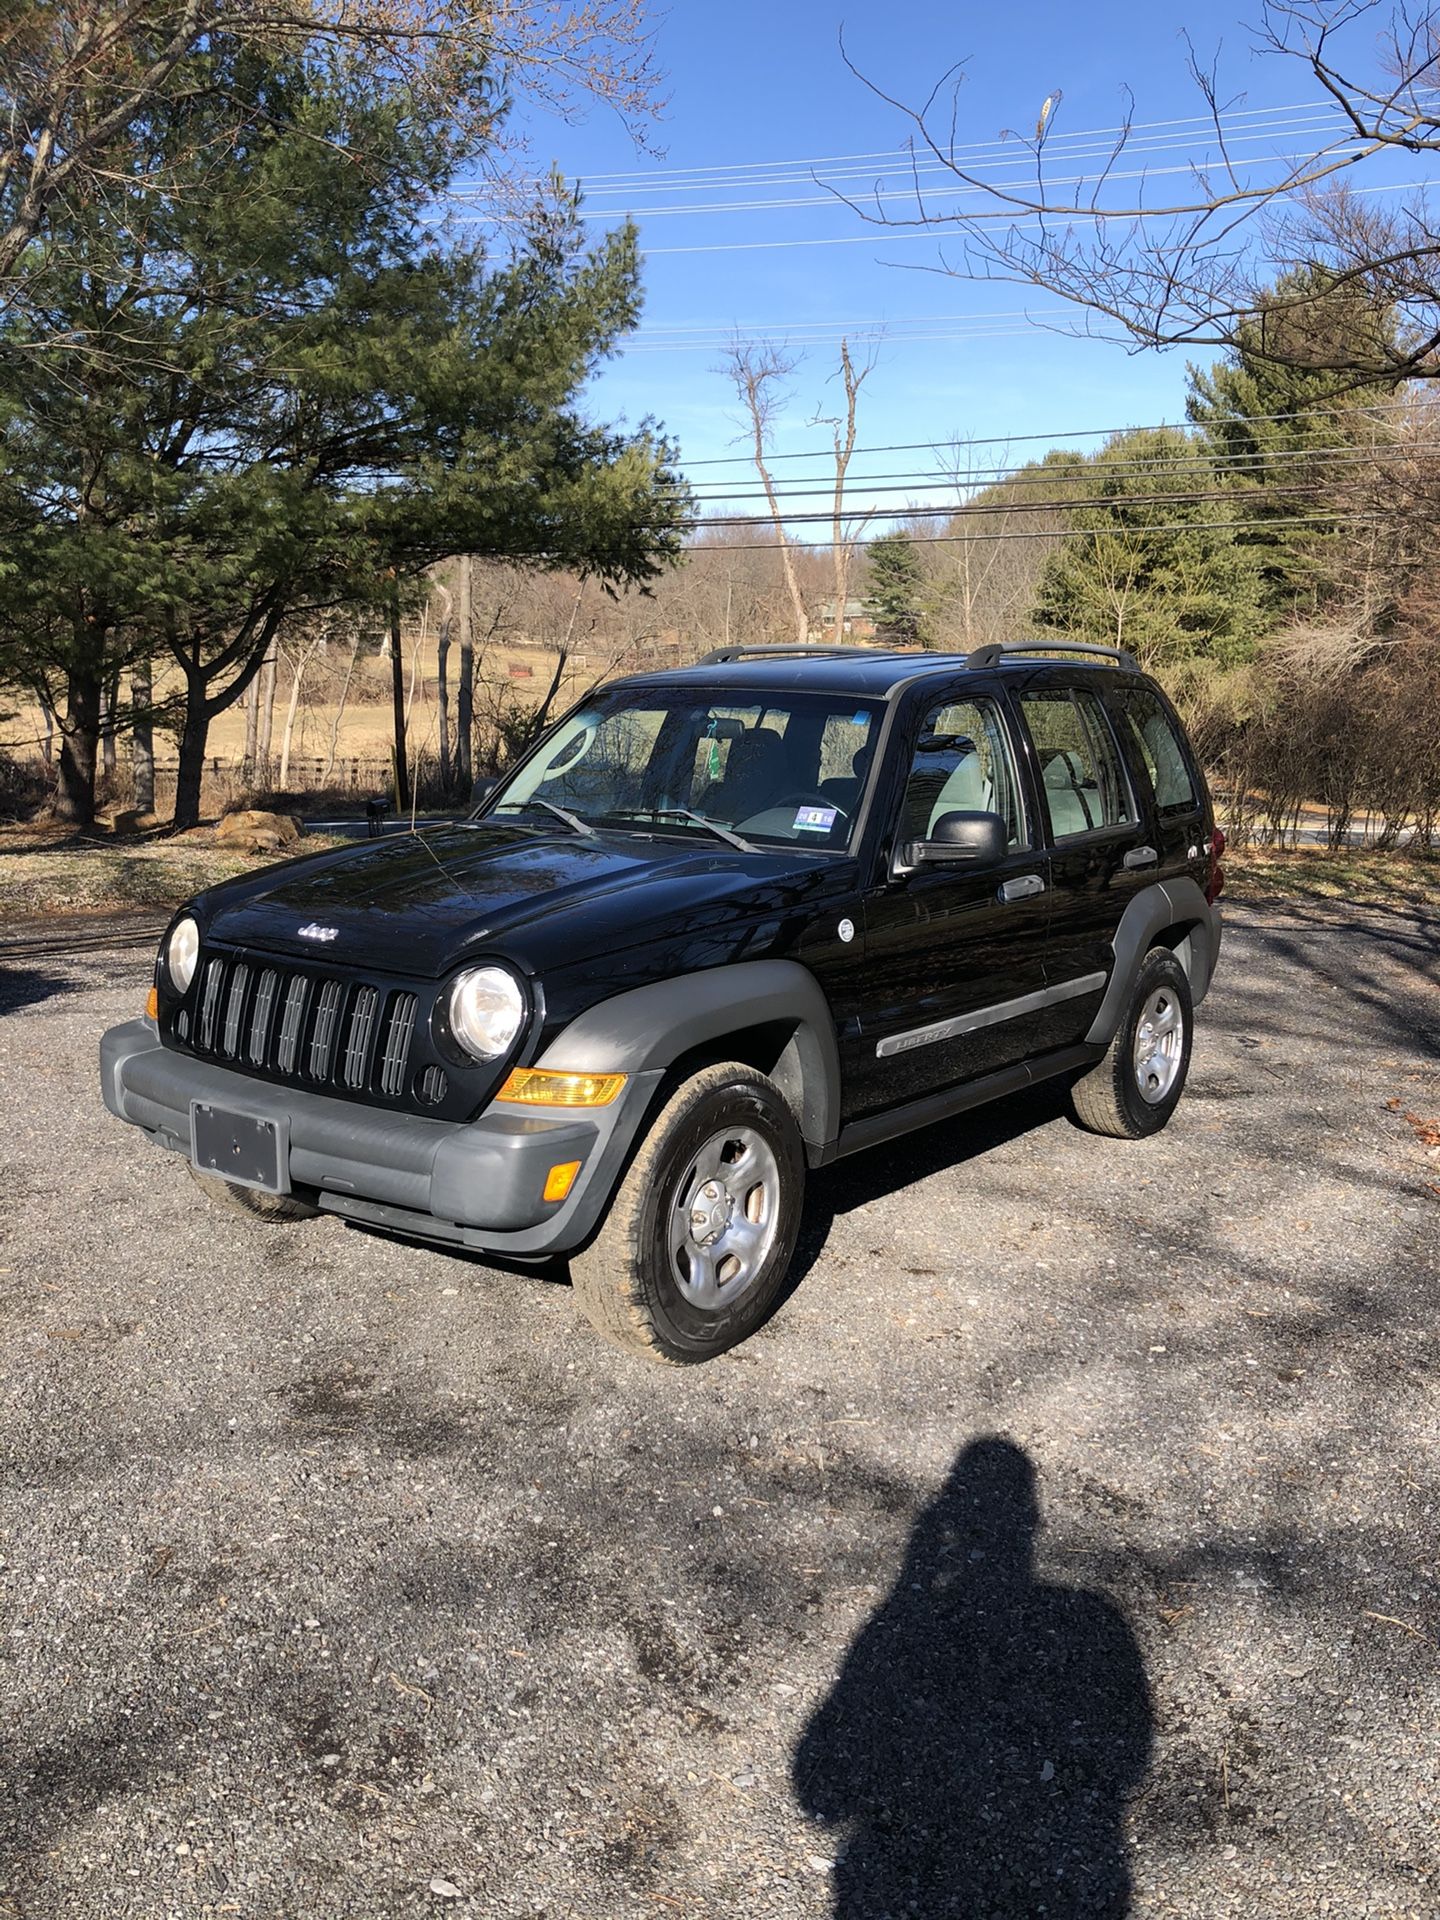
[999,873,1046,903]
[1123,845,1158,870]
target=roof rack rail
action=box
[964,640,1139,672]
[697,643,913,665]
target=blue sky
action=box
[481,2,1381,534]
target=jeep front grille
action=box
[187,952,421,1104]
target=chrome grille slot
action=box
[309,979,344,1080]
[249,968,279,1065]
[221,963,249,1059]
[343,985,379,1090]
[379,992,417,1098]
[198,958,226,1051]
[276,975,309,1074]
[184,950,428,1109]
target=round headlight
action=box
[166,914,200,993]
[448,966,525,1061]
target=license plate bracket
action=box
[190,1103,288,1194]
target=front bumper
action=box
[100,1020,662,1257]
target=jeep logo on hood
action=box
[297,923,339,942]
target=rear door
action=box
[1007,675,1153,1047]
[844,681,1052,1118]
[1107,679,1212,895]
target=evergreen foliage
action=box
[1032,428,1267,670]
[866,531,926,646]
[0,37,687,826]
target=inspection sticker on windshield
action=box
[794,804,838,832]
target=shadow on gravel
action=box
[786,1082,1074,1299]
[794,1437,1152,1920]
[0,961,75,1014]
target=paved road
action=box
[2,900,1438,1920]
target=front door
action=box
[845,686,1052,1119]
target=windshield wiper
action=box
[499,797,596,837]
[605,806,756,853]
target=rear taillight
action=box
[1206,826,1226,903]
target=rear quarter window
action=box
[1117,687,1200,813]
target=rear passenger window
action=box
[1118,688,1199,813]
[1019,689,1135,838]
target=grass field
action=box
[1226,846,1440,913]
[0,826,346,918]
[3,824,1436,923]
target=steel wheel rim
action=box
[1132,986,1184,1105]
[667,1125,781,1311]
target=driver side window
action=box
[899,696,1027,850]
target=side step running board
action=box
[815,1043,1104,1165]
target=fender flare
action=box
[1085,877,1223,1048]
[534,958,842,1150]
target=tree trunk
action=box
[99,678,117,782]
[242,672,260,776]
[278,646,309,789]
[457,555,474,793]
[255,646,278,780]
[321,633,363,784]
[389,591,411,811]
[55,666,102,826]
[435,583,453,797]
[131,657,155,814]
[173,669,210,832]
[38,689,56,765]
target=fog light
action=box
[145,986,158,1021]
[543,1160,582,1203]
[497,1067,627,1108]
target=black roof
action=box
[617,641,1140,701]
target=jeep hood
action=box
[196,821,838,977]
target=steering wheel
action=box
[766,790,850,820]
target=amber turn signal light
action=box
[543,1160,582,1203]
[496,1067,627,1108]
[145,986,159,1021]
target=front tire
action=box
[186,1164,319,1222]
[1069,946,1193,1140]
[570,1063,806,1363]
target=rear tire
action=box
[1069,947,1193,1140]
[570,1063,805,1363]
[186,1164,319,1222]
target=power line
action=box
[631,176,1431,255]
[646,483,1378,534]
[674,399,1429,468]
[567,121,1351,202]
[678,445,1440,507]
[675,509,1383,552]
[467,98,1360,191]
[555,146,1369,223]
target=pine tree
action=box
[0,40,687,827]
[867,531,926,646]
[1033,428,1266,670]
[1186,268,1399,616]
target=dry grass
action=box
[1226,846,1440,914]
[0,824,345,918]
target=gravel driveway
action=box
[2,897,1438,1919]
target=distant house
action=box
[816,599,878,640]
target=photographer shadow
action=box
[793,1438,1153,1919]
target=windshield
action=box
[485,687,884,850]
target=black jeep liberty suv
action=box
[101,641,1223,1361]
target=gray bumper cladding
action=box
[99,1021,662,1257]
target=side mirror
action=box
[903,809,1008,870]
[470,777,499,811]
